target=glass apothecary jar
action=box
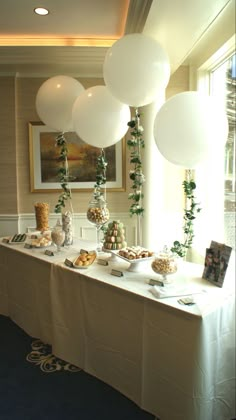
[62,211,73,246]
[87,191,109,251]
[34,202,50,231]
[51,219,65,252]
[152,246,178,283]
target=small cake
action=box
[103,220,127,251]
[118,246,154,260]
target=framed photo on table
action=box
[29,121,126,192]
[202,240,232,287]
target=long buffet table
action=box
[0,238,235,420]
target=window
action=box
[192,41,235,259]
[210,53,236,249]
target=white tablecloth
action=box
[0,239,235,420]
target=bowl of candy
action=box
[151,246,177,283]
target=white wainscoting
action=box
[0,214,20,236]
[0,212,137,246]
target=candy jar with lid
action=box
[62,210,73,246]
[87,189,109,252]
[51,219,65,252]
[151,246,178,283]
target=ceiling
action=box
[0,0,234,77]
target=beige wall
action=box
[0,66,189,216]
[0,77,18,213]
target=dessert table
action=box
[0,238,235,420]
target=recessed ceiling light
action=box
[34,7,49,16]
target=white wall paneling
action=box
[0,212,137,246]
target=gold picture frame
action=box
[29,121,126,192]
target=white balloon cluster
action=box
[35,33,171,149]
[35,33,228,167]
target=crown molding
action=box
[125,0,153,34]
[0,0,153,77]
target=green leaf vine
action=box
[54,133,74,214]
[127,109,145,217]
[94,148,108,196]
[171,171,201,258]
[93,149,109,236]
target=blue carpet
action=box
[0,315,155,420]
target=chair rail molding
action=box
[0,212,137,245]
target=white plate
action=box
[110,250,155,272]
[27,239,52,248]
[31,242,52,248]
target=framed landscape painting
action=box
[29,122,126,192]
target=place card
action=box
[80,249,88,254]
[111,269,124,277]
[149,278,164,287]
[44,249,54,256]
[64,258,74,268]
[24,243,32,249]
[2,238,10,243]
[178,297,195,306]
[97,259,108,266]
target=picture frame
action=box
[29,121,126,192]
[202,240,232,287]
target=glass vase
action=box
[87,192,109,252]
[34,202,50,232]
[51,220,65,252]
[62,211,73,246]
[152,246,178,284]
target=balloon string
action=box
[63,132,74,215]
[101,148,107,202]
[136,107,142,246]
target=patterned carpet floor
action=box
[0,315,155,420]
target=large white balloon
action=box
[103,33,170,107]
[36,75,84,132]
[153,91,229,168]
[72,85,130,148]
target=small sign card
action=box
[202,240,232,287]
[149,278,164,287]
[97,259,108,266]
[2,238,10,243]
[80,249,88,254]
[44,249,54,256]
[111,269,124,277]
[64,258,74,268]
[24,243,32,249]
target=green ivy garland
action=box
[54,133,73,214]
[94,148,108,196]
[171,171,201,258]
[127,109,145,217]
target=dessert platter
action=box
[111,246,155,272]
[73,250,97,269]
[25,231,52,248]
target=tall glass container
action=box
[87,192,109,251]
[34,202,50,231]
